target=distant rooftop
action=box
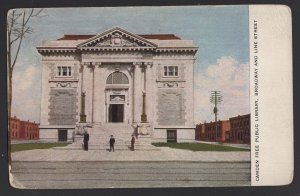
[57,34,181,41]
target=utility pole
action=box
[210,91,223,142]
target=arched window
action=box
[106,72,129,84]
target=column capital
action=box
[145,62,153,68]
[133,62,143,67]
[81,62,102,69]
[80,62,90,66]
[92,62,102,68]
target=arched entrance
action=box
[105,71,129,123]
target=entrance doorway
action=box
[109,104,124,122]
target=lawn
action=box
[152,142,249,151]
[11,143,70,152]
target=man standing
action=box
[131,134,135,151]
[83,131,89,151]
[109,135,115,152]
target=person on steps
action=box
[131,134,135,151]
[83,131,89,151]
[109,135,115,152]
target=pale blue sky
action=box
[11,6,250,123]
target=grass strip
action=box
[152,142,249,151]
[11,143,70,152]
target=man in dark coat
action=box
[109,135,115,152]
[131,135,135,151]
[83,131,89,151]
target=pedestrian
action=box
[83,131,89,151]
[72,131,75,143]
[109,135,115,152]
[131,134,135,151]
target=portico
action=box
[79,60,153,125]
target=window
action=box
[164,66,178,77]
[106,72,129,84]
[57,66,72,77]
[58,129,68,142]
[167,130,177,143]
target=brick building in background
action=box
[196,114,250,144]
[226,114,250,144]
[9,116,39,140]
[195,120,230,142]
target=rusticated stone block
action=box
[157,89,186,125]
[48,89,78,125]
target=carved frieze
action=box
[156,80,185,88]
[49,80,79,88]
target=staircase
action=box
[61,123,157,151]
[89,123,135,146]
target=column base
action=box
[141,114,147,123]
[80,115,86,123]
[136,122,151,135]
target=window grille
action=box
[106,72,129,84]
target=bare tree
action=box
[7,8,43,118]
[7,8,43,163]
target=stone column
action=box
[141,91,147,122]
[80,92,86,123]
[80,63,84,95]
[133,62,142,123]
[145,62,153,122]
[89,63,95,123]
[80,62,90,122]
[91,62,101,123]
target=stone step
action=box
[74,123,153,148]
[54,143,159,151]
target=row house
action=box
[9,116,39,140]
[195,114,250,144]
[195,120,230,142]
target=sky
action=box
[10,6,250,124]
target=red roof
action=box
[57,34,181,40]
[57,35,95,40]
[138,34,181,40]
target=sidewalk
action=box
[11,146,250,162]
[196,141,251,149]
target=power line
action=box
[210,91,223,142]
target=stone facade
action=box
[37,27,198,142]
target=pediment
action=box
[77,27,157,49]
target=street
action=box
[11,161,250,188]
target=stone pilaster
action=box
[133,62,142,123]
[145,62,153,122]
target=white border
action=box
[249,5,293,186]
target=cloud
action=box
[13,65,38,92]
[11,64,41,122]
[194,56,250,123]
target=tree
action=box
[7,8,43,119]
[7,9,43,162]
